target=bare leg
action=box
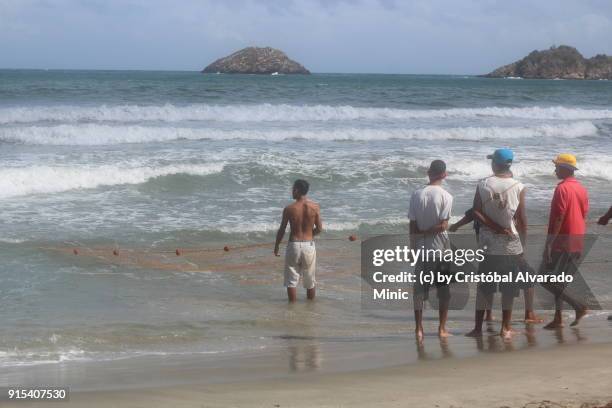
[438,288,452,338]
[544,294,564,329]
[542,253,588,328]
[467,291,492,337]
[500,292,516,339]
[466,309,485,337]
[570,306,588,327]
[413,294,424,343]
[287,287,297,302]
[559,287,588,326]
[543,289,588,328]
[485,295,495,322]
[306,287,316,300]
[523,287,543,323]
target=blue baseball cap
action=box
[487,148,514,165]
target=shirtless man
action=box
[274,179,323,302]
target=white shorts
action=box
[284,241,316,289]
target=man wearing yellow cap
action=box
[542,153,589,329]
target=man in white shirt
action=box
[466,149,527,339]
[409,160,454,342]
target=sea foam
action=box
[0,122,599,145]
[0,163,225,198]
[2,103,612,124]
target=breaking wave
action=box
[2,103,612,124]
[0,122,599,145]
[0,163,224,198]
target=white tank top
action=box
[477,175,524,255]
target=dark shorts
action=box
[539,251,597,310]
[541,251,580,293]
[414,260,453,300]
[477,254,523,298]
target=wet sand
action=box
[3,228,610,407]
[4,342,612,408]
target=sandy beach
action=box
[3,341,610,408]
[2,229,611,408]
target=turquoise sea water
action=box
[1,70,611,369]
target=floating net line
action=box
[38,235,360,273]
[37,221,611,273]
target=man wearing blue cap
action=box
[466,149,528,339]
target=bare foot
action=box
[416,328,424,343]
[524,314,544,324]
[465,329,483,337]
[500,328,516,340]
[543,320,564,330]
[438,328,453,338]
[570,308,588,327]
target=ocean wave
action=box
[0,347,227,368]
[0,163,224,199]
[215,217,408,234]
[0,237,26,243]
[423,157,612,181]
[0,122,599,145]
[2,103,612,124]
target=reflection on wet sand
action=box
[415,324,590,360]
[288,342,321,372]
[553,327,587,344]
[416,337,455,360]
[283,302,322,372]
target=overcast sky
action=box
[1,0,612,74]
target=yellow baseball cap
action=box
[552,153,578,170]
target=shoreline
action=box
[4,341,611,408]
[2,313,611,387]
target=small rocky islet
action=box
[202,47,310,75]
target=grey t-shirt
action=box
[408,185,453,251]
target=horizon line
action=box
[0,67,478,76]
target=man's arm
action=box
[423,220,448,234]
[425,193,451,235]
[313,205,322,236]
[274,208,289,256]
[472,186,513,235]
[598,206,612,226]
[409,220,420,248]
[449,213,473,232]
[544,214,564,263]
[544,188,566,263]
[408,193,419,248]
[472,210,511,235]
[516,188,527,247]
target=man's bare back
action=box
[285,199,321,241]
[274,197,322,256]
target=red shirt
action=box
[548,177,589,253]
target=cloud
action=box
[0,0,611,73]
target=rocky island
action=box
[202,47,310,75]
[483,45,612,80]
